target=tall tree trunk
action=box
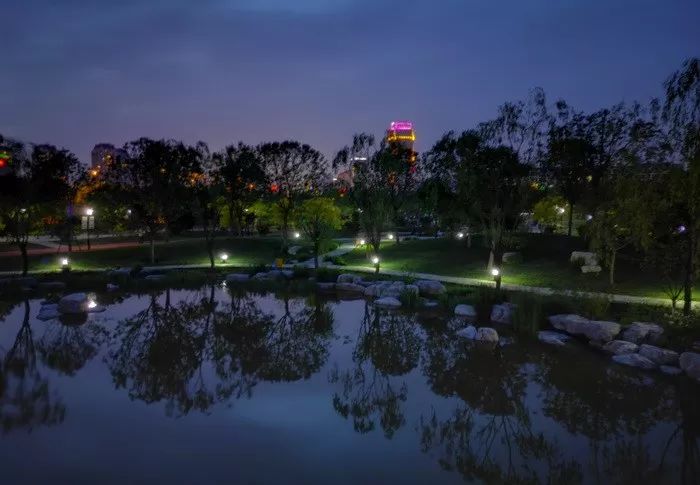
[228,202,235,234]
[609,250,616,286]
[207,236,214,270]
[19,242,28,276]
[150,235,155,264]
[281,209,289,252]
[567,202,574,236]
[313,241,319,270]
[683,234,694,315]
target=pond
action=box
[0,283,698,484]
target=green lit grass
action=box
[342,235,693,300]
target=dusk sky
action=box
[3,0,699,164]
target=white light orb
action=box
[86,208,94,216]
[457,232,464,239]
[294,232,301,239]
[387,234,394,240]
[220,253,229,261]
[60,257,69,266]
[359,239,366,245]
[491,268,500,277]
[371,256,380,265]
[87,300,97,309]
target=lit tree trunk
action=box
[682,231,695,315]
[608,250,616,286]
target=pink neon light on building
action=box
[389,121,413,131]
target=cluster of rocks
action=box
[456,325,500,344]
[540,315,700,382]
[570,251,602,274]
[452,302,516,346]
[224,269,294,283]
[37,292,105,321]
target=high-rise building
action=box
[386,120,417,166]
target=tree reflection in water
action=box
[330,303,421,438]
[419,331,582,483]
[0,300,65,433]
[37,317,108,376]
[108,286,333,416]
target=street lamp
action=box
[60,257,70,271]
[359,238,366,246]
[491,267,501,290]
[457,232,464,239]
[294,232,301,239]
[84,207,95,250]
[220,252,229,262]
[371,255,380,273]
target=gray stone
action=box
[37,304,61,321]
[491,303,515,324]
[456,325,477,340]
[414,279,447,296]
[692,341,700,352]
[612,353,657,370]
[581,265,602,274]
[422,299,440,309]
[316,282,335,291]
[337,273,362,284]
[336,282,366,293]
[538,331,570,346]
[58,293,88,314]
[109,267,132,277]
[454,304,477,319]
[570,251,599,266]
[374,297,402,308]
[403,284,420,297]
[679,352,700,382]
[620,322,664,344]
[638,344,679,366]
[225,273,250,283]
[603,340,639,355]
[548,314,620,342]
[106,283,119,291]
[660,365,683,376]
[39,281,66,290]
[144,274,165,281]
[475,327,499,343]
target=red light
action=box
[270,183,279,193]
[0,159,6,168]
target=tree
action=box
[258,141,327,251]
[98,138,203,264]
[0,141,83,275]
[212,143,266,235]
[662,57,700,314]
[294,197,342,269]
[532,195,568,233]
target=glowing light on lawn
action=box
[491,268,500,277]
[457,232,464,239]
[87,300,97,309]
[220,253,229,261]
[371,256,380,265]
[387,234,394,240]
[294,232,301,239]
[60,257,69,267]
[359,239,366,245]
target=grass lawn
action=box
[342,234,694,300]
[0,236,288,273]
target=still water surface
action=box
[0,285,698,484]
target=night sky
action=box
[3,0,698,164]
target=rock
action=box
[58,293,88,314]
[37,304,61,321]
[316,282,335,291]
[612,353,657,370]
[456,325,477,339]
[581,265,602,274]
[679,352,700,382]
[620,322,664,344]
[475,327,499,343]
[548,314,620,342]
[570,251,599,266]
[603,340,639,355]
[403,284,420,297]
[106,283,119,291]
[538,331,570,346]
[288,245,301,255]
[502,252,522,263]
[39,281,66,290]
[144,274,165,281]
[336,282,366,293]
[660,365,683,376]
[280,270,294,279]
[454,304,477,319]
[226,273,250,283]
[491,303,515,324]
[692,341,700,353]
[109,267,132,277]
[638,344,679,366]
[374,297,402,308]
[588,340,607,351]
[422,299,440,309]
[337,273,362,284]
[414,279,447,296]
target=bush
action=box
[579,295,611,320]
[324,256,347,266]
[248,263,268,276]
[316,267,340,283]
[399,288,420,309]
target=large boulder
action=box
[538,331,570,346]
[337,273,362,284]
[612,353,657,370]
[456,325,477,340]
[491,303,515,324]
[403,284,420,297]
[638,344,679,366]
[570,251,599,266]
[58,293,89,314]
[619,322,664,344]
[454,304,477,319]
[475,327,499,343]
[679,352,700,382]
[374,296,402,308]
[226,273,250,283]
[414,279,447,296]
[548,315,620,342]
[660,365,683,376]
[581,265,602,274]
[336,282,366,294]
[603,340,639,355]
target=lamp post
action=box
[85,208,95,250]
[371,255,380,274]
[491,267,501,290]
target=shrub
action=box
[579,295,611,320]
[248,263,268,276]
[399,288,420,309]
[316,267,339,283]
[324,256,347,266]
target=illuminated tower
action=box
[386,120,417,166]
